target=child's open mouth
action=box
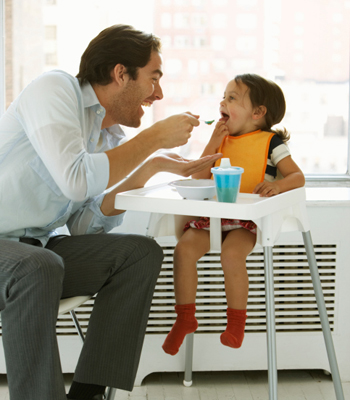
[220,112,229,122]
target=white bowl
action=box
[169,179,216,200]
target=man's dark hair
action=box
[76,24,161,86]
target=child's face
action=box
[219,80,259,136]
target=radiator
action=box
[50,243,336,338]
[0,241,345,385]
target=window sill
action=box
[306,187,350,206]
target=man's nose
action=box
[154,83,163,101]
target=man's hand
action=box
[150,151,222,177]
[106,112,202,189]
[253,181,281,197]
[101,151,222,216]
[143,112,200,150]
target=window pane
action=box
[4,0,350,175]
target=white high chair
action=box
[142,187,345,400]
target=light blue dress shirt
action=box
[0,70,125,246]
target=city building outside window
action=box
[1,0,349,182]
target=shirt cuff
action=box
[87,193,125,234]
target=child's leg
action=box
[220,228,256,348]
[162,228,210,355]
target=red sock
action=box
[162,304,198,356]
[220,308,247,349]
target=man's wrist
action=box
[143,156,161,178]
[137,126,162,154]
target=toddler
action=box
[162,73,305,355]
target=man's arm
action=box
[105,113,200,189]
[100,152,222,216]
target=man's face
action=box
[109,51,164,128]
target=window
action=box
[44,25,57,67]
[193,36,207,48]
[212,14,227,29]
[188,59,198,75]
[164,58,183,75]
[193,14,208,28]
[1,0,350,181]
[236,13,258,30]
[174,13,190,29]
[236,36,257,52]
[45,25,57,40]
[236,0,257,8]
[211,36,226,51]
[174,35,191,48]
[161,13,172,28]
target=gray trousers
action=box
[0,233,163,400]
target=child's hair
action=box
[234,73,290,143]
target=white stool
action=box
[59,296,92,343]
[59,296,117,400]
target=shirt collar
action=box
[80,80,125,144]
[80,81,103,109]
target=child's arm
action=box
[253,156,305,197]
[192,121,228,179]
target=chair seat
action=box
[58,295,92,315]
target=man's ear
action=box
[111,64,129,86]
[253,105,267,120]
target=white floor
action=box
[0,370,349,400]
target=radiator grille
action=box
[148,243,336,334]
[0,244,336,336]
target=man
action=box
[0,24,221,400]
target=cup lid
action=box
[211,166,244,175]
[220,158,231,168]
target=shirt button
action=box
[90,138,94,142]
[96,110,100,114]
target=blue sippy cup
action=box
[211,158,244,203]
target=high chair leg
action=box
[263,246,278,400]
[302,231,344,400]
[183,333,194,387]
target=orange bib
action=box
[214,130,274,193]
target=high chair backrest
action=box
[147,213,197,241]
[254,188,309,247]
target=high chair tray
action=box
[115,182,306,222]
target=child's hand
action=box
[208,121,229,151]
[253,181,281,197]
[211,121,229,138]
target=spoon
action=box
[199,119,215,125]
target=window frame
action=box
[0,0,5,117]
[0,0,349,186]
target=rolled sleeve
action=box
[87,194,125,234]
[84,152,110,198]
[67,194,125,236]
